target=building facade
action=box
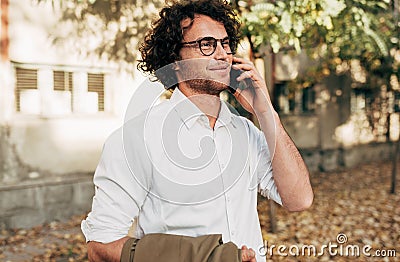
[0,0,398,229]
[0,0,144,229]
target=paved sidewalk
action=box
[0,215,87,262]
[1,160,399,261]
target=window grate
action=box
[14,64,106,114]
[54,71,73,111]
[88,73,105,112]
[53,70,73,91]
[15,68,38,112]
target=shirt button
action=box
[231,231,235,236]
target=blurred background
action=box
[0,0,399,261]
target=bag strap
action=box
[120,238,140,262]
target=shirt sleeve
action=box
[253,126,282,205]
[81,127,151,243]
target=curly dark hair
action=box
[137,0,241,90]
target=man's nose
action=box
[213,41,229,60]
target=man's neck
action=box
[178,85,221,129]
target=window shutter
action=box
[53,71,73,91]
[15,68,38,112]
[54,71,73,111]
[88,73,105,112]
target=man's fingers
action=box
[242,249,256,261]
[236,70,254,82]
[241,246,256,261]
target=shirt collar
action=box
[169,88,235,130]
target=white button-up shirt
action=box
[81,88,282,262]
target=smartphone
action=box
[229,67,241,93]
[229,66,252,94]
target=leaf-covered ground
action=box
[0,161,399,261]
[258,161,399,261]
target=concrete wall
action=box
[280,73,394,172]
[0,0,142,229]
[280,114,319,149]
[342,142,394,168]
[0,117,121,184]
[0,173,94,229]
[282,113,394,172]
[0,0,145,184]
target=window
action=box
[53,71,73,92]
[53,71,73,113]
[15,68,39,113]
[88,73,105,112]
[274,81,316,114]
[13,63,107,115]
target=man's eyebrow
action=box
[192,36,230,41]
[182,36,207,42]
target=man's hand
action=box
[230,57,313,212]
[230,57,272,116]
[241,245,257,262]
[87,237,130,262]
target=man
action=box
[81,0,313,261]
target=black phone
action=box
[229,66,252,94]
[229,67,241,92]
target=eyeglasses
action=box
[180,37,234,56]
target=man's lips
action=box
[207,63,231,71]
[206,62,231,83]
[208,66,231,74]
[209,65,228,70]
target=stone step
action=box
[0,173,94,229]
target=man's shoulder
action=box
[103,99,172,150]
[123,98,172,129]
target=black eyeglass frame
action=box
[180,36,234,56]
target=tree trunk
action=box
[391,132,399,194]
[269,200,277,233]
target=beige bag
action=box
[120,233,241,262]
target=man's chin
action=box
[185,79,228,96]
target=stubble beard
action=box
[183,79,228,96]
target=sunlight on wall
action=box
[19,90,41,114]
[390,113,400,141]
[85,92,100,114]
[350,59,367,84]
[391,74,399,91]
[275,52,299,81]
[334,111,375,147]
[48,91,72,115]
[0,62,14,122]
[335,84,399,146]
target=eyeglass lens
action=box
[199,37,232,56]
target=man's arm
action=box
[82,127,151,261]
[87,237,130,262]
[231,56,313,211]
[257,111,313,211]
[87,237,257,262]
